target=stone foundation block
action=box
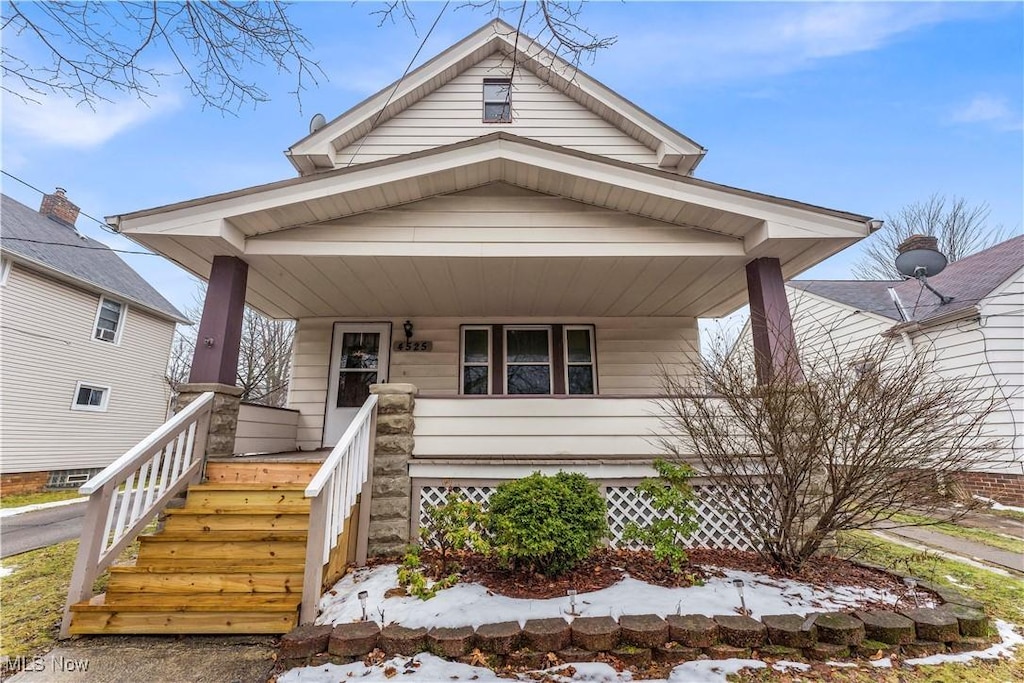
[762,614,816,648]
[507,649,548,669]
[854,611,915,645]
[427,626,475,657]
[853,640,899,658]
[328,621,380,657]
[372,476,410,498]
[805,642,849,660]
[667,614,719,647]
[476,621,522,654]
[557,647,596,663]
[933,588,985,611]
[814,612,865,646]
[654,644,702,664]
[900,608,961,643]
[373,455,411,477]
[948,636,993,653]
[901,640,946,658]
[279,624,333,660]
[374,435,415,456]
[705,644,751,659]
[936,603,989,637]
[611,646,651,667]
[523,618,571,652]
[570,616,620,652]
[380,624,427,656]
[377,394,415,415]
[376,414,414,435]
[619,614,669,648]
[714,615,767,648]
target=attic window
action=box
[482,78,511,123]
[94,297,124,343]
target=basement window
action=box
[482,78,512,123]
[72,382,110,412]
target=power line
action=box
[2,170,119,235]
[2,236,160,257]
[344,0,450,167]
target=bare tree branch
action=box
[854,194,1007,280]
[2,1,324,113]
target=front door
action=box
[323,323,390,447]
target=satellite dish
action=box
[895,235,948,279]
[309,113,327,135]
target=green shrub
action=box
[487,471,608,576]
[622,459,699,573]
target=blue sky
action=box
[2,1,1021,323]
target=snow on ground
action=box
[0,565,14,578]
[973,495,1024,513]
[318,564,915,629]
[280,622,1024,683]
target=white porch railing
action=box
[300,394,378,624]
[60,392,214,638]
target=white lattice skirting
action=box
[418,482,764,551]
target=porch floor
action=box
[215,449,330,463]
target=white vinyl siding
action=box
[289,315,699,449]
[335,54,660,168]
[0,265,176,473]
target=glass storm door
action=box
[324,323,390,447]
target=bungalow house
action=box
[0,190,187,494]
[62,21,880,637]
[775,235,1023,505]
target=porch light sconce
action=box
[203,336,215,348]
[732,578,749,616]
[358,590,369,621]
[403,320,414,341]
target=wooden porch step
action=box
[142,529,308,542]
[106,567,302,594]
[183,491,311,511]
[204,461,322,485]
[76,592,301,612]
[162,511,309,532]
[69,608,296,635]
[137,539,306,562]
[167,505,310,516]
[189,482,309,491]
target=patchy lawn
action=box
[0,490,83,509]
[838,530,1024,623]
[886,511,1024,555]
[0,532,144,664]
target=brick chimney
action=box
[897,234,939,255]
[39,187,80,227]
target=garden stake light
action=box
[358,590,369,621]
[732,578,749,616]
[566,588,579,616]
[903,577,919,607]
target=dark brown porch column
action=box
[189,255,249,385]
[746,257,804,384]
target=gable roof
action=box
[1,194,187,323]
[789,234,1024,325]
[286,19,705,175]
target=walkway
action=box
[876,511,1024,574]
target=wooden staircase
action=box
[68,460,323,635]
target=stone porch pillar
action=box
[364,383,417,558]
[181,255,249,458]
[746,257,804,385]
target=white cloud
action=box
[600,4,960,86]
[2,91,181,149]
[952,94,1021,129]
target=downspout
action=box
[888,287,916,358]
[899,331,916,359]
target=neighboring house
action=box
[0,190,188,494]
[62,22,885,636]
[777,235,1023,505]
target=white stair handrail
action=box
[300,393,378,624]
[60,391,215,639]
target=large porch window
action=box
[460,324,596,396]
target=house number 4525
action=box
[393,341,433,352]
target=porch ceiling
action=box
[113,133,876,320]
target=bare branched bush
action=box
[659,330,1004,572]
[854,194,1006,280]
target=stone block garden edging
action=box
[278,599,996,672]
